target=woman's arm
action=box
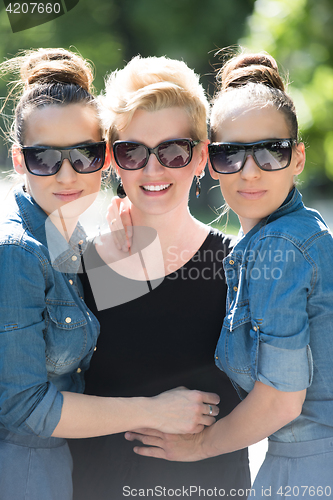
[125,381,306,461]
[52,388,220,439]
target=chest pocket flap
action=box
[46,301,87,329]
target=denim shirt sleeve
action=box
[0,243,63,437]
[247,236,313,392]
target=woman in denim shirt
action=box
[127,53,333,498]
[0,48,219,500]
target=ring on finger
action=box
[208,405,213,415]
[110,218,117,226]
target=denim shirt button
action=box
[229,260,235,265]
[215,356,218,360]
[94,346,97,351]
[253,326,258,332]
[71,255,78,262]
[69,279,73,285]
[65,317,72,324]
[76,367,82,373]
[233,286,238,292]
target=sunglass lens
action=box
[115,143,147,170]
[158,140,191,167]
[70,144,105,173]
[24,149,61,176]
[209,145,245,173]
[255,141,291,170]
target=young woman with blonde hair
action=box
[69,55,251,499]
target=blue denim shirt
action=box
[215,188,333,442]
[0,187,99,438]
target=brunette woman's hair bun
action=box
[211,49,298,142]
[19,48,94,93]
[0,48,97,145]
[218,52,285,93]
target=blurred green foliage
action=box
[239,0,333,196]
[0,0,255,98]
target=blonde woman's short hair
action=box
[99,55,209,146]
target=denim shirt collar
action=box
[14,185,88,273]
[232,187,303,259]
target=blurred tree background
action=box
[240,0,333,203]
[0,0,332,226]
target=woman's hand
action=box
[124,382,307,463]
[125,428,208,462]
[106,196,133,252]
[148,387,219,435]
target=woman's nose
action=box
[240,154,261,179]
[143,152,165,176]
[56,159,77,182]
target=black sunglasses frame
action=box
[21,141,106,176]
[113,139,200,171]
[208,139,297,174]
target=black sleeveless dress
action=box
[69,229,250,500]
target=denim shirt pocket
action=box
[45,300,88,374]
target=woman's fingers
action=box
[152,388,220,434]
[106,197,133,251]
[125,430,207,462]
[125,431,162,447]
[206,403,219,417]
[133,445,167,459]
[125,430,168,459]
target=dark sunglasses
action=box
[208,139,297,174]
[113,139,200,170]
[21,141,106,176]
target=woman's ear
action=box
[194,139,209,177]
[293,142,306,176]
[12,145,25,175]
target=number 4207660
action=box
[5,3,61,14]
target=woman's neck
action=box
[130,203,209,276]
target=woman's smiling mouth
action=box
[141,183,172,193]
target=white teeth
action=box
[142,184,170,192]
